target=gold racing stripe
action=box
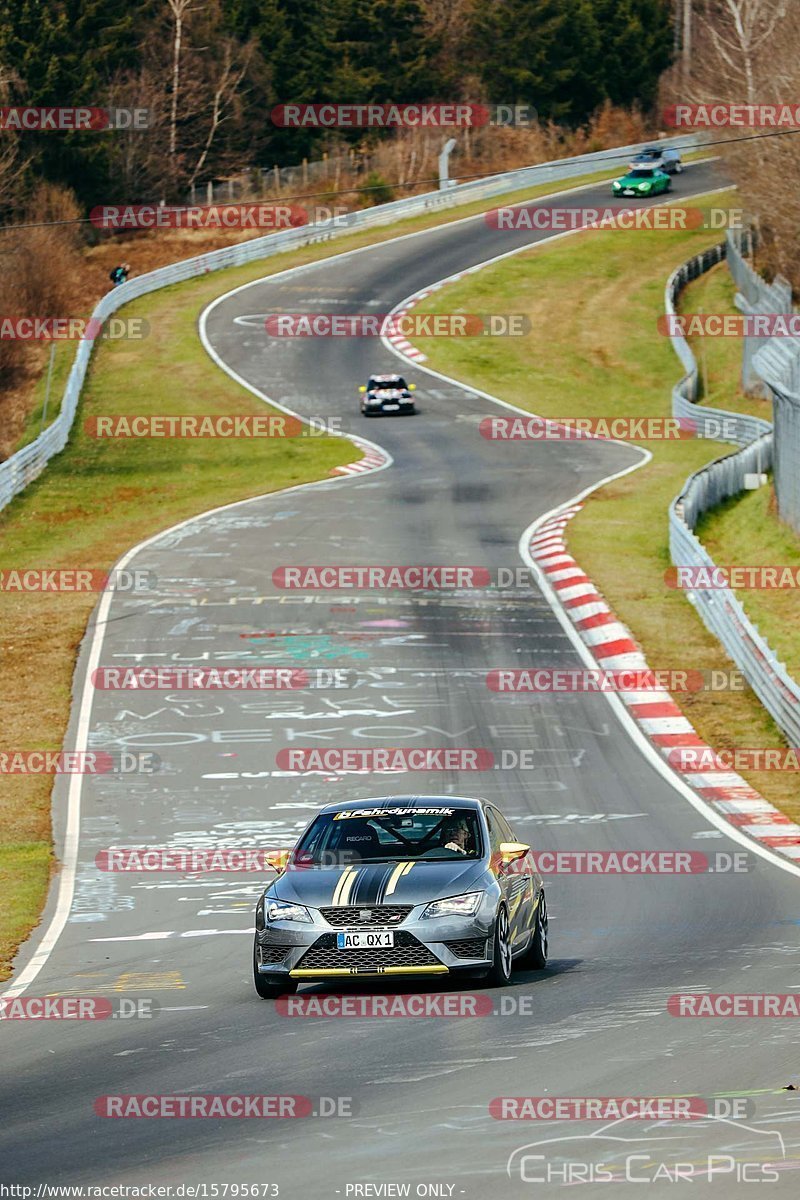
[338,865,360,906]
[384,860,414,898]
[331,865,357,906]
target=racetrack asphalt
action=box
[3,158,799,1194]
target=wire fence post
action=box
[41,342,56,434]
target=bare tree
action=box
[697,0,788,102]
[665,0,800,284]
[188,38,252,187]
[166,0,201,167]
[0,62,26,213]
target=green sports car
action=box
[612,166,672,198]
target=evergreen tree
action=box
[593,0,674,111]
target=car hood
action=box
[269,858,487,908]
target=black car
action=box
[360,374,416,416]
[253,794,548,998]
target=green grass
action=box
[412,189,800,827]
[697,483,800,681]
[679,261,773,421]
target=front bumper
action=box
[255,902,494,981]
[363,397,415,414]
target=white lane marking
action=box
[0,167,724,999]
[90,928,252,942]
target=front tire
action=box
[253,938,298,999]
[484,905,513,987]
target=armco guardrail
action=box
[667,240,800,746]
[729,228,793,397]
[729,226,800,536]
[0,133,703,514]
[665,239,772,446]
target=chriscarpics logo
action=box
[506,1112,786,1185]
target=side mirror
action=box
[499,841,530,866]
[266,848,292,875]
[408,383,416,391]
[359,386,367,393]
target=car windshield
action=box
[292,806,483,865]
[369,378,405,390]
[628,169,656,179]
[635,150,660,159]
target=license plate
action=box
[383,404,400,411]
[336,929,394,949]
[623,189,635,196]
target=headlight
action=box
[638,184,651,192]
[266,900,312,923]
[613,182,621,190]
[421,891,482,919]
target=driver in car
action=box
[441,814,471,855]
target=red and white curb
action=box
[530,505,800,864]
[332,436,391,476]
[385,299,428,362]
[384,271,477,365]
[384,258,512,368]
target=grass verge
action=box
[411,190,800,827]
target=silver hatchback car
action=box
[253,795,548,999]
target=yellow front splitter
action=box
[290,965,449,979]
